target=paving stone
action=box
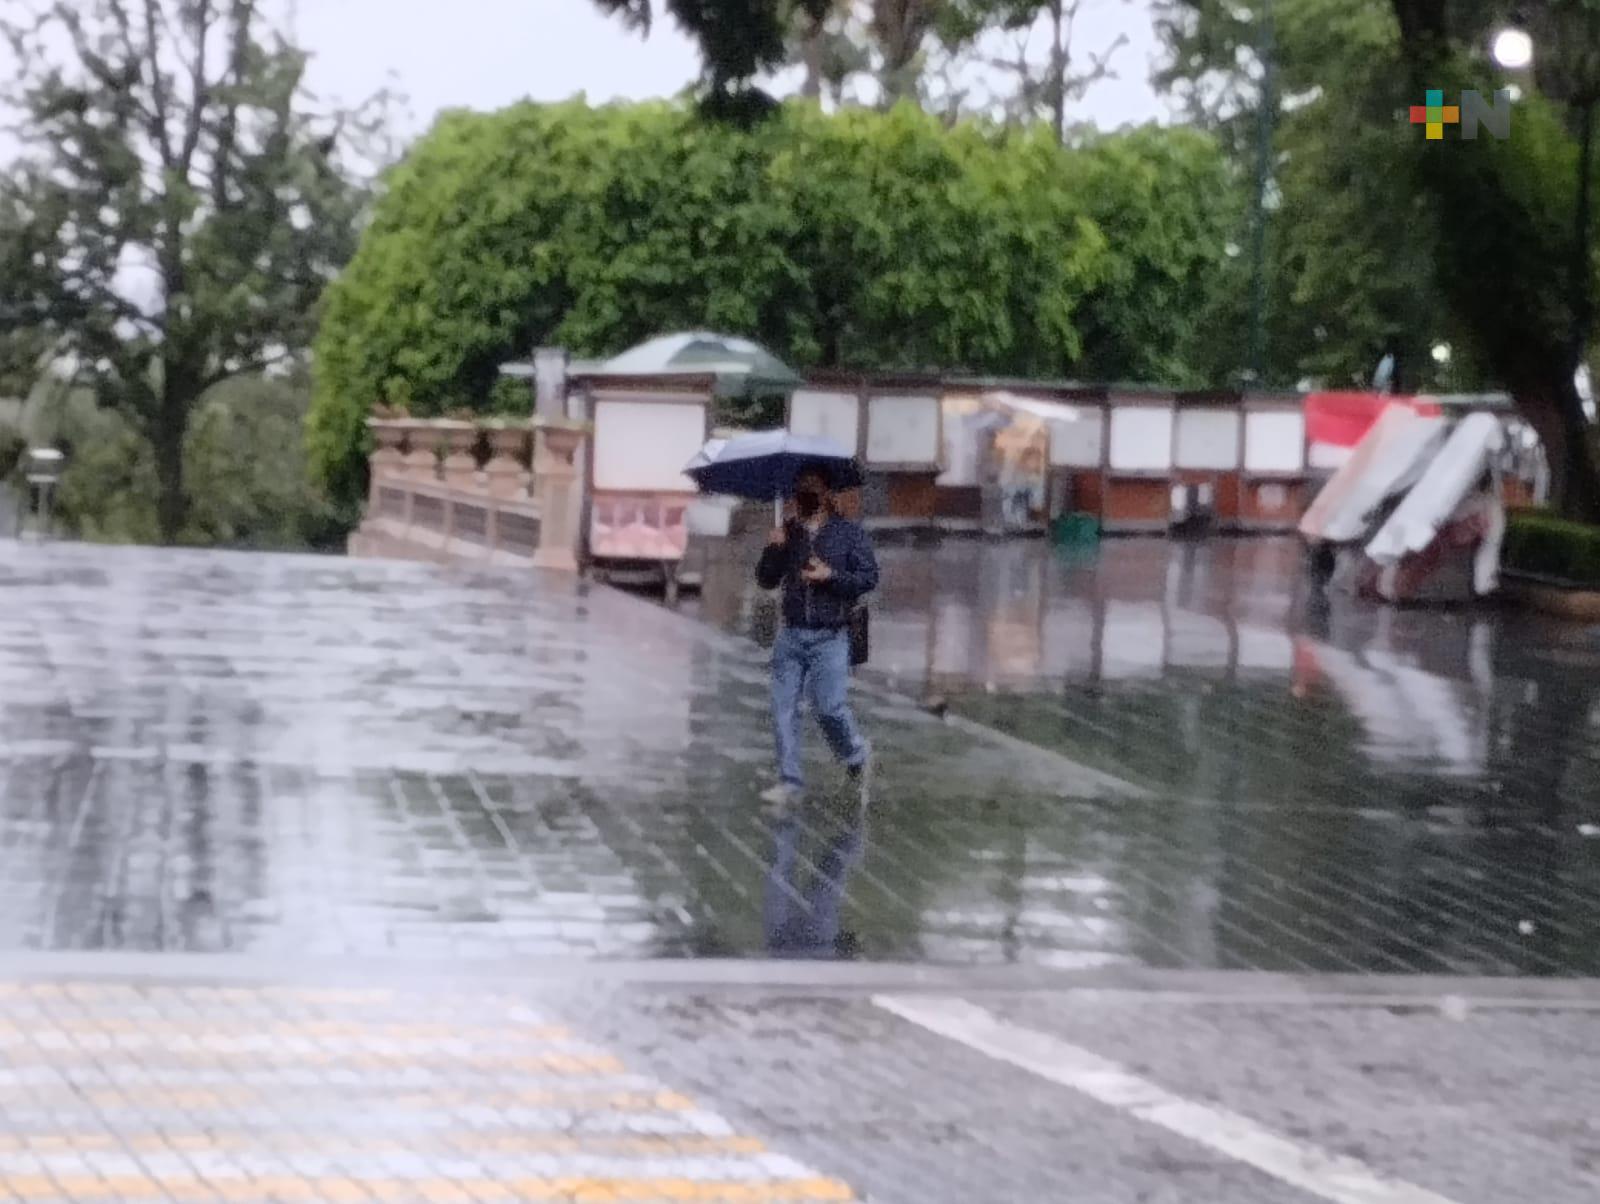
[1,538,1598,976]
[981,991,1600,1204]
[0,977,866,1202]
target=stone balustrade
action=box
[348,416,588,570]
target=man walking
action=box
[756,468,878,808]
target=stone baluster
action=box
[483,424,532,499]
[400,421,440,480]
[531,419,588,572]
[366,419,407,506]
[439,421,480,490]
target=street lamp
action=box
[1492,27,1533,70]
[1247,0,1276,385]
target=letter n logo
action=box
[1461,89,1512,140]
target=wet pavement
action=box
[2,537,1599,975]
[0,974,863,1202]
[4,535,1599,1202]
[2,958,1594,1204]
[686,534,1600,975]
[588,980,1600,1204]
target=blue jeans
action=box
[771,626,868,790]
[763,811,865,957]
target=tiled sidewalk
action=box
[2,541,1598,974]
[0,978,859,1202]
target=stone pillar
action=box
[531,419,587,572]
[483,424,532,499]
[400,421,440,480]
[439,421,479,490]
[534,347,569,421]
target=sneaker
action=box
[760,782,803,813]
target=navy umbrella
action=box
[684,430,863,522]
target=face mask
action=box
[794,491,822,518]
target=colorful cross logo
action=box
[1410,89,1460,140]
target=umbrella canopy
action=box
[601,332,802,397]
[684,430,864,501]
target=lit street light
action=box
[1492,27,1533,70]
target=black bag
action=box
[848,603,870,668]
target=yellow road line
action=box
[48,1085,702,1111]
[0,1174,860,1201]
[0,1019,573,1041]
[0,1132,771,1157]
[8,1048,626,1073]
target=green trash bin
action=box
[1051,511,1101,547]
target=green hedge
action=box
[1502,512,1600,587]
[308,100,1240,511]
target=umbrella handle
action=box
[774,494,783,527]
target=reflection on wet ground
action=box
[689,535,1600,810]
[686,534,1600,973]
[3,537,1598,975]
[763,798,866,959]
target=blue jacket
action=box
[756,516,879,631]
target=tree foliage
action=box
[1155,0,1469,392]
[6,372,343,547]
[596,0,831,103]
[1387,0,1600,517]
[1160,0,1600,513]
[309,99,1237,507]
[0,0,377,541]
[939,0,1129,141]
[1070,125,1244,383]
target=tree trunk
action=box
[1514,369,1600,522]
[872,0,928,109]
[820,311,842,368]
[1049,0,1067,145]
[153,370,194,545]
[153,420,187,544]
[1570,98,1595,362]
[800,18,824,100]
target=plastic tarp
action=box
[990,394,1084,426]
[1298,405,1448,544]
[1366,414,1504,563]
[1362,413,1507,601]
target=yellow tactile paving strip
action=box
[0,982,861,1203]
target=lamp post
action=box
[19,447,64,540]
[1247,0,1276,385]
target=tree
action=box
[1070,126,1245,383]
[868,0,943,106]
[788,0,871,104]
[955,0,1129,143]
[310,100,1238,506]
[762,105,1110,367]
[1389,0,1600,518]
[1154,0,1471,390]
[14,370,341,547]
[595,0,832,108]
[0,0,375,542]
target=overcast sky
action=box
[293,0,1170,138]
